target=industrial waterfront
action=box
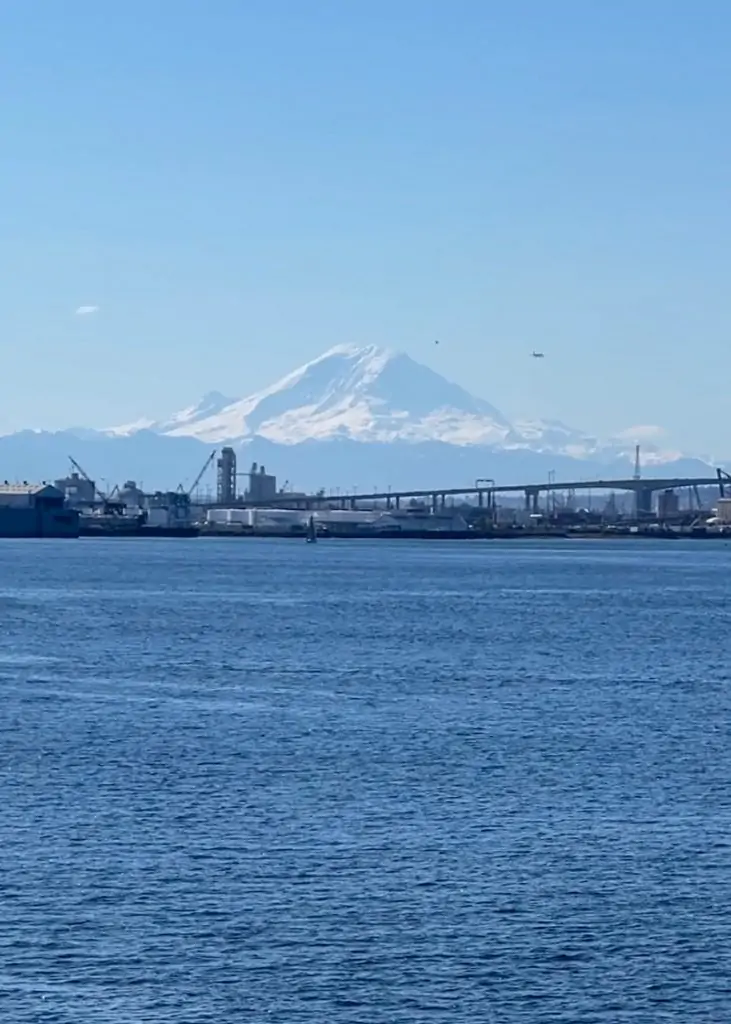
[1,444,730,541]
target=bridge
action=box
[232,469,730,513]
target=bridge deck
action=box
[230,475,723,509]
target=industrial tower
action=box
[216,447,237,504]
[633,444,652,518]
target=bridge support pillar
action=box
[395,495,401,510]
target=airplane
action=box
[530,351,545,358]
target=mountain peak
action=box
[109,344,626,456]
[317,342,395,361]
[286,343,400,392]
[139,343,515,446]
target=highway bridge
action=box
[233,469,731,512]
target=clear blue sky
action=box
[1,1,728,454]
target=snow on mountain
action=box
[0,345,717,490]
[105,344,687,466]
[509,418,603,459]
[106,417,158,438]
[156,391,239,435]
[157,344,515,446]
[509,419,685,466]
[106,391,238,438]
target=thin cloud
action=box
[75,305,100,316]
[616,424,666,442]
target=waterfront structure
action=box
[225,474,727,513]
[54,471,96,505]
[216,447,237,504]
[0,483,79,538]
[246,463,277,503]
[205,505,469,535]
[118,480,147,508]
[716,498,731,524]
[658,489,680,520]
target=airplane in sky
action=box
[530,351,545,358]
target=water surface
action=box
[1,538,730,1022]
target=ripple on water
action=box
[0,538,730,1023]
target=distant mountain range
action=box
[0,345,721,492]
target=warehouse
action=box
[0,483,79,538]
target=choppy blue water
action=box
[1,538,731,1023]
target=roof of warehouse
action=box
[0,483,62,495]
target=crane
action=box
[180,450,217,498]
[68,456,122,512]
[68,455,109,503]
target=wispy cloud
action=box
[616,424,667,442]
[75,305,99,316]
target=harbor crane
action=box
[179,450,217,499]
[68,455,121,509]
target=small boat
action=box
[305,515,317,543]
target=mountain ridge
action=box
[0,345,722,492]
[128,344,519,447]
[106,344,679,463]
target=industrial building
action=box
[54,457,201,534]
[715,498,731,524]
[657,489,680,520]
[0,483,79,538]
[216,448,237,504]
[112,482,193,528]
[246,463,278,503]
[54,471,97,505]
[214,447,280,505]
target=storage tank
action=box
[250,508,307,532]
[226,508,253,526]
[314,509,380,526]
[206,508,231,525]
[119,480,146,508]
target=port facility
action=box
[2,446,730,539]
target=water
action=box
[1,538,730,1023]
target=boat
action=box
[79,512,200,538]
[305,515,317,543]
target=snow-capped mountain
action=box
[0,344,718,491]
[115,343,681,464]
[151,344,517,446]
[104,344,694,466]
[110,390,237,438]
[112,343,603,454]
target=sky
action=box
[0,1,729,455]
